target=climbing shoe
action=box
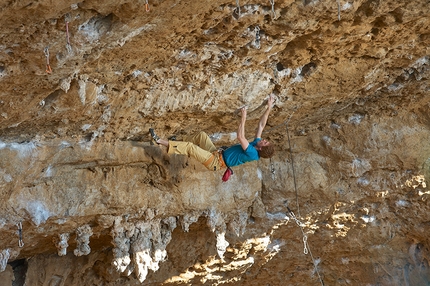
[149,128,160,144]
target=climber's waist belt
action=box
[203,151,227,170]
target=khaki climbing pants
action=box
[167,131,227,171]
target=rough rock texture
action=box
[0,0,429,285]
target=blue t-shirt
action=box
[223,138,261,167]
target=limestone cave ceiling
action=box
[0,0,427,141]
[0,0,430,285]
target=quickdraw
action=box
[44,47,52,74]
[254,26,261,49]
[287,207,308,254]
[66,21,71,47]
[234,0,241,18]
[270,157,276,180]
[270,0,276,18]
[17,222,24,248]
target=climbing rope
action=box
[270,0,276,18]
[44,47,52,74]
[285,113,300,217]
[285,113,325,286]
[17,222,24,248]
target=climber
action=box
[149,95,275,173]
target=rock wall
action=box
[0,0,429,285]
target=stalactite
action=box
[54,233,70,256]
[73,225,93,256]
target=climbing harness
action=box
[17,222,24,248]
[270,0,276,18]
[145,0,150,12]
[44,47,52,74]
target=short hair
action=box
[258,144,275,158]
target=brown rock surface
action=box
[0,0,429,285]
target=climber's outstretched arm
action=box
[237,107,249,151]
[255,95,275,139]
